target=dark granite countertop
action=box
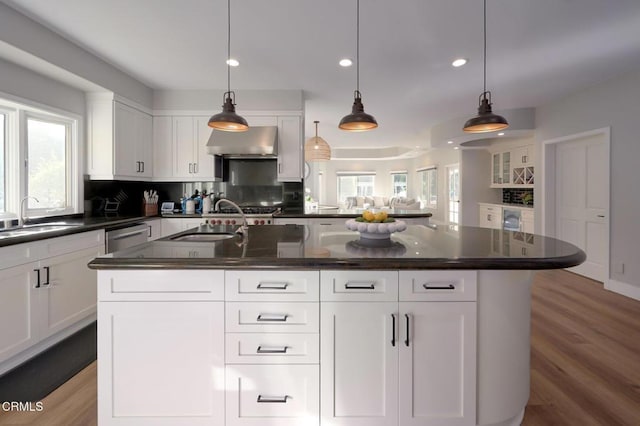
[88,223,585,271]
[275,208,433,218]
[0,215,158,247]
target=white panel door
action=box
[321,302,398,426]
[113,102,137,177]
[136,111,153,177]
[98,301,224,425]
[0,262,40,364]
[152,116,173,178]
[555,133,609,281]
[194,116,215,179]
[40,246,103,338]
[277,116,302,182]
[173,116,195,178]
[399,302,476,426]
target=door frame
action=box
[446,163,460,226]
[541,127,610,285]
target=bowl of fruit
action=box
[345,210,407,240]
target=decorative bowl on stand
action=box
[345,219,407,240]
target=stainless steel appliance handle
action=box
[111,230,146,241]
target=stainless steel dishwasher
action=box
[106,223,149,253]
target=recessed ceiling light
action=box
[447,140,453,144]
[453,146,460,150]
[452,58,467,67]
[339,58,353,67]
[226,58,239,67]
[497,132,505,136]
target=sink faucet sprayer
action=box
[19,196,39,227]
[214,198,248,234]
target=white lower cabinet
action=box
[320,302,399,426]
[0,231,104,372]
[98,301,224,425]
[320,270,477,426]
[399,302,476,426]
[226,364,319,426]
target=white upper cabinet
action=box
[490,144,535,188]
[277,115,303,182]
[87,95,152,180]
[153,116,217,181]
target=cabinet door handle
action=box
[257,395,289,403]
[256,314,289,322]
[43,266,50,286]
[391,314,396,347]
[135,161,140,172]
[194,163,198,174]
[344,281,376,290]
[422,283,455,290]
[141,161,145,173]
[278,163,282,173]
[597,215,605,218]
[405,314,410,347]
[147,225,152,238]
[256,346,289,354]
[34,268,41,288]
[257,282,289,290]
[188,163,193,173]
[487,214,491,221]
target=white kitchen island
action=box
[89,224,585,426]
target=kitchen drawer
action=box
[226,302,319,333]
[226,333,319,364]
[225,270,319,302]
[320,270,398,301]
[226,364,319,426]
[97,270,224,301]
[399,271,477,302]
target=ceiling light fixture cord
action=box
[483,0,486,96]
[356,0,360,93]
[227,0,231,94]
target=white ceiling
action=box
[3,0,640,153]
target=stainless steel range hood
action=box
[206,126,278,157]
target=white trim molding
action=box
[606,279,640,302]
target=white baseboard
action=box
[605,279,640,301]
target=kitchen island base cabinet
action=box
[97,270,225,426]
[226,364,319,426]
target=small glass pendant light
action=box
[208,0,248,132]
[463,0,508,133]
[305,121,331,161]
[339,0,378,131]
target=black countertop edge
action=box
[88,252,586,271]
[0,215,158,248]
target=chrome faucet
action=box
[214,198,248,233]
[19,196,39,227]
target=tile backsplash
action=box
[502,188,534,206]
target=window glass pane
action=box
[337,174,375,202]
[27,118,67,209]
[392,173,407,197]
[0,114,4,212]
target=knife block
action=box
[143,202,158,216]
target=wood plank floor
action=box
[1,269,639,426]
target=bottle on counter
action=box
[202,195,212,214]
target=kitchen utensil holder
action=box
[143,202,158,217]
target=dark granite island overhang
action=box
[89,224,585,426]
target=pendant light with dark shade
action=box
[339,0,378,131]
[463,0,508,133]
[305,121,331,161]
[208,0,248,132]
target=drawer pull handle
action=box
[257,282,289,290]
[257,395,289,403]
[257,346,289,354]
[345,281,376,290]
[405,314,410,347]
[422,283,455,290]
[257,314,289,322]
[391,314,396,347]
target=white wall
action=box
[535,68,640,294]
[153,89,303,112]
[459,149,500,226]
[0,2,152,108]
[0,57,85,115]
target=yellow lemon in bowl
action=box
[362,210,375,222]
[374,211,388,222]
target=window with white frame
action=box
[417,167,437,208]
[336,172,375,203]
[390,171,407,197]
[0,96,78,220]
